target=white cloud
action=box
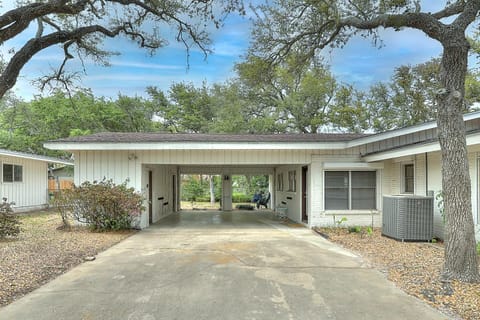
[109,60,183,70]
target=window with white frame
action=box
[402,163,414,194]
[324,171,376,210]
[3,164,23,182]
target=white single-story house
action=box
[44,112,480,239]
[0,149,73,212]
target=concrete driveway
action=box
[0,211,448,320]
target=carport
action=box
[44,132,367,229]
[140,160,305,228]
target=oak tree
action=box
[251,0,480,282]
[0,0,244,98]
[365,58,480,131]
[235,54,367,133]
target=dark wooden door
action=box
[148,171,153,224]
[302,166,308,222]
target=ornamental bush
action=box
[55,179,144,231]
[0,197,21,238]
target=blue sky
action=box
[2,1,461,100]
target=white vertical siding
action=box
[426,152,444,238]
[309,161,323,226]
[133,149,315,165]
[390,161,401,195]
[75,151,137,187]
[415,153,427,196]
[427,151,479,240]
[0,156,48,210]
[382,160,393,197]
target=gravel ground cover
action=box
[315,227,480,320]
[0,210,134,307]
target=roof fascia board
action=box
[363,131,480,162]
[43,141,349,151]
[362,142,440,162]
[347,123,437,148]
[348,111,480,148]
[0,150,73,165]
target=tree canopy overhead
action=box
[251,0,480,283]
[0,0,244,98]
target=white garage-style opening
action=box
[45,132,369,229]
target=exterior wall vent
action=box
[382,195,434,241]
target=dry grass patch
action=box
[0,210,135,307]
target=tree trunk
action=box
[438,39,480,282]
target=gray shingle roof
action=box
[50,132,368,143]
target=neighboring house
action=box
[48,165,74,191]
[44,112,480,240]
[0,149,73,212]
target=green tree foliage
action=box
[208,82,253,134]
[182,176,206,206]
[365,58,480,132]
[107,95,163,132]
[0,91,104,154]
[327,85,369,133]
[234,55,366,133]
[0,90,163,155]
[148,82,214,133]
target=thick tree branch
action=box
[0,24,123,98]
[431,1,466,19]
[451,0,480,33]
[339,12,446,41]
[0,0,242,98]
[0,0,88,44]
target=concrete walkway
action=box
[0,211,449,320]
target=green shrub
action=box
[182,178,205,204]
[348,226,362,233]
[0,198,21,238]
[333,216,347,228]
[55,179,144,231]
[232,193,252,203]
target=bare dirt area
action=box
[0,210,135,307]
[315,227,480,320]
